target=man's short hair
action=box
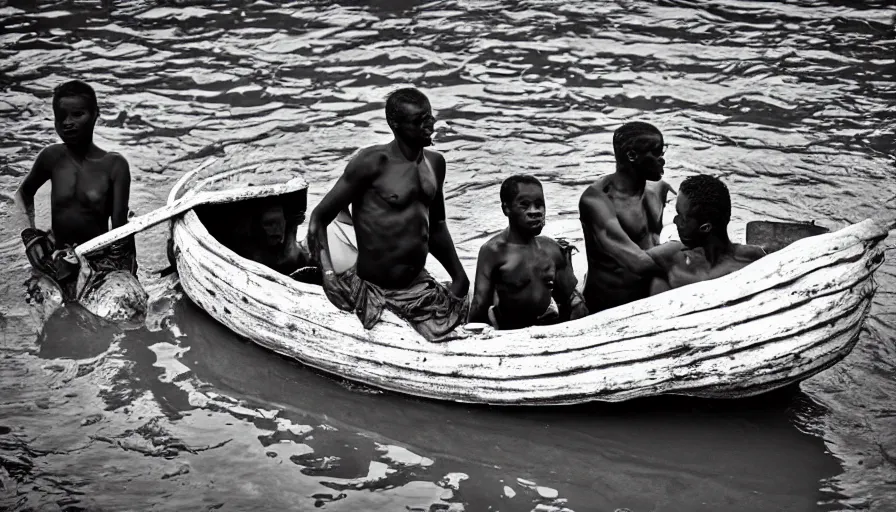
[385,87,429,124]
[53,80,98,116]
[612,121,661,159]
[680,174,731,229]
[500,175,542,206]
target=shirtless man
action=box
[15,80,137,283]
[649,175,766,293]
[579,121,674,313]
[306,88,470,341]
[468,175,588,330]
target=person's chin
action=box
[526,223,545,236]
[679,237,699,249]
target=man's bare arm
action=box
[110,155,131,229]
[307,150,375,271]
[427,153,469,297]
[579,188,661,276]
[15,147,56,230]
[646,241,685,272]
[467,243,497,324]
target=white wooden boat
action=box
[168,159,892,405]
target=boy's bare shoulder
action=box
[478,231,509,256]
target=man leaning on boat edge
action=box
[306,87,470,342]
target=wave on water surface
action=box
[1,0,895,511]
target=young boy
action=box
[649,174,766,293]
[16,80,137,294]
[468,175,588,330]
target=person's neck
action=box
[392,138,423,162]
[612,163,646,195]
[65,140,96,159]
[700,232,732,266]
[505,225,535,245]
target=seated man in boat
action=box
[306,87,470,342]
[649,174,766,293]
[578,121,675,313]
[468,175,588,330]
[238,200,311,274]
[15,80,137,298]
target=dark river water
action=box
[1,1,895,511]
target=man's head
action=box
[612,121,665,181]
[257,204,287,248]
[500,175,546,237]
[386,87,435,149]
[53,80,99,146]
[674,174,731,248]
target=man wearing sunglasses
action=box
[578,121,675,313]
[307,88,470,341]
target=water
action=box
[1,1,895,510]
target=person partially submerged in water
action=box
[578,121,675,313]
[648,175,766,294]
[15,80,137,295]
[468,175,588,330]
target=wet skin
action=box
[579,132,674,312]
[468,183,587,330]
[648,191,766,294]
[15,96,131,248]
[307,99,469,305]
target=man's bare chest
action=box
[369,159,438,209]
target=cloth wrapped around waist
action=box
[22,227,139,302]
[315,219,468,342]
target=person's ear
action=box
[501,202,510,217]
[626,150,637,162]
[699,222,712,234]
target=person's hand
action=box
[449,275,470,299]
[305,223,322,267]
[570,302,589,321]
[321,269,353,312]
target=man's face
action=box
[54,96,96,146]
[260,207,287,247]
[674,192,709,248]
[391,100,436,148]
[504,183,546,237]
[625,133,665,181]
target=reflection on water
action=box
[1,0,895,510]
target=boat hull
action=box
[169,162,890,405]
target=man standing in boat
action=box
[306,88,470,341]
[648,175,766,293]
[15,80,138,294]
[578,122,674,313]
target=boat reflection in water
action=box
[141,294,844,511]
